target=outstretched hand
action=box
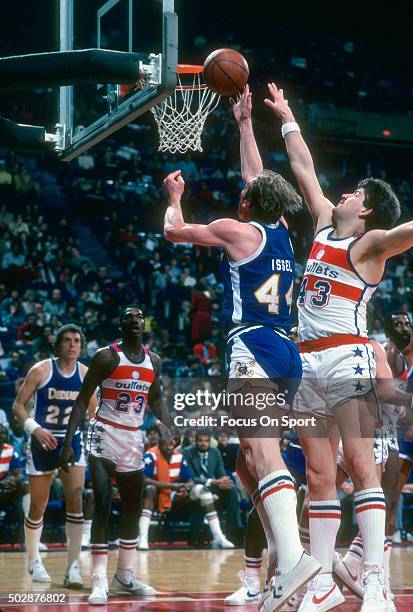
[264,83,294,122]
[163,170,185,201]
[231,85,252,124]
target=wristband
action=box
[281,122,300,138]
[24,417,41,435]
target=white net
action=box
[151,71,220,154]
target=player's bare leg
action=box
[25,473,54,582]
[297,420,345,610]
[60,466,85,588]
[336,396,387,612]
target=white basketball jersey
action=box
[297,226,378,341]
[97,343,155,428]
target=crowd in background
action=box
[0,23,413,545]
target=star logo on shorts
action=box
[353,347,364,358]
[353,365,364,375]
[95,425,104,433]
[95,446,103,454]
[354,382,365,392]
[93,436,102,444]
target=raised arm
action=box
[354,221,413,264]
[163,171,250,252]
[232,85,263,183]
[264,83,334,230]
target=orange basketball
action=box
[203,48,249,96]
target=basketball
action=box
[203,48,249,96]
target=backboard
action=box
[58,0,178,161]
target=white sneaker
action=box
[392,530,402,545]
[137,535,149,550]
[386,590,396,612]
[89,575,108,605]
[259,551,321,611]
[63,561,84,589]
[361,565,387,612]
[28,559,51,582]
[406,532,413,543]
[211,535,235,549]
[298,581,345,612]
[38,542,48,551]
[332,552,364,598]
[111,570,156,595]
[224,570,261,605]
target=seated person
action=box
[137,432,234,549]
[184,429,242,543]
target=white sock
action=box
[258,471,303,573]
[91,544,108,578]
[384,536,392,592]
[82,519,92,546]
[252,488,277,580]
[354,488,386,567]
[117,538,137,576]
[138,510,152,540]
[24,515,43,563]
[309,500,341,587]
[245,555,261,591]
[206,511,224,540]
[298,525,311,553]
[66,512,84,567]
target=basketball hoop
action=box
[151,65,220,154]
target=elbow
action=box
[164,227,176,242]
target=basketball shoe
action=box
[63,561,83,589]
[111,570,156,595]
[28,558,51,582]
[360,565,387,612]
[297,578,345,612]
[332,550,363,598]
[89,575,108,605]
[137,535,149,550]
[211,535,235,549]
[259,551,321,611]
[224,570,261,605]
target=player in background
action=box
[163,85,321,612]
[12,324,95,587]
[265,82,413,612]
[383,312,413,547]
[59,305,180,605]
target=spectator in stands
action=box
[216,430,237,473]
[1,243,25,270]
[32,324,54,359]
[16,314,41,346]
[193,335,217,366]
[184,430,242,542]
[4,352,24,381]
[144,425,161,452]
[191,283,212,343]
[43,288,66,320]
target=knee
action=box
[65,487,83,513]
[306,463,335,497]
[29,497,48,519]
[345,455,372,485]
[142,484,157,503]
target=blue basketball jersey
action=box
[34,358,83,434]
[221,220,295,331]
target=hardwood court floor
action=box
[0,546,412,610]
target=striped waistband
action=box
[299,334,370,353]
[95,415,140,432]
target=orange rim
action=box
[176,64,204,74]
[176,84,209,91]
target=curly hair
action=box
[358,178,400,231]
[243,170,302,223]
